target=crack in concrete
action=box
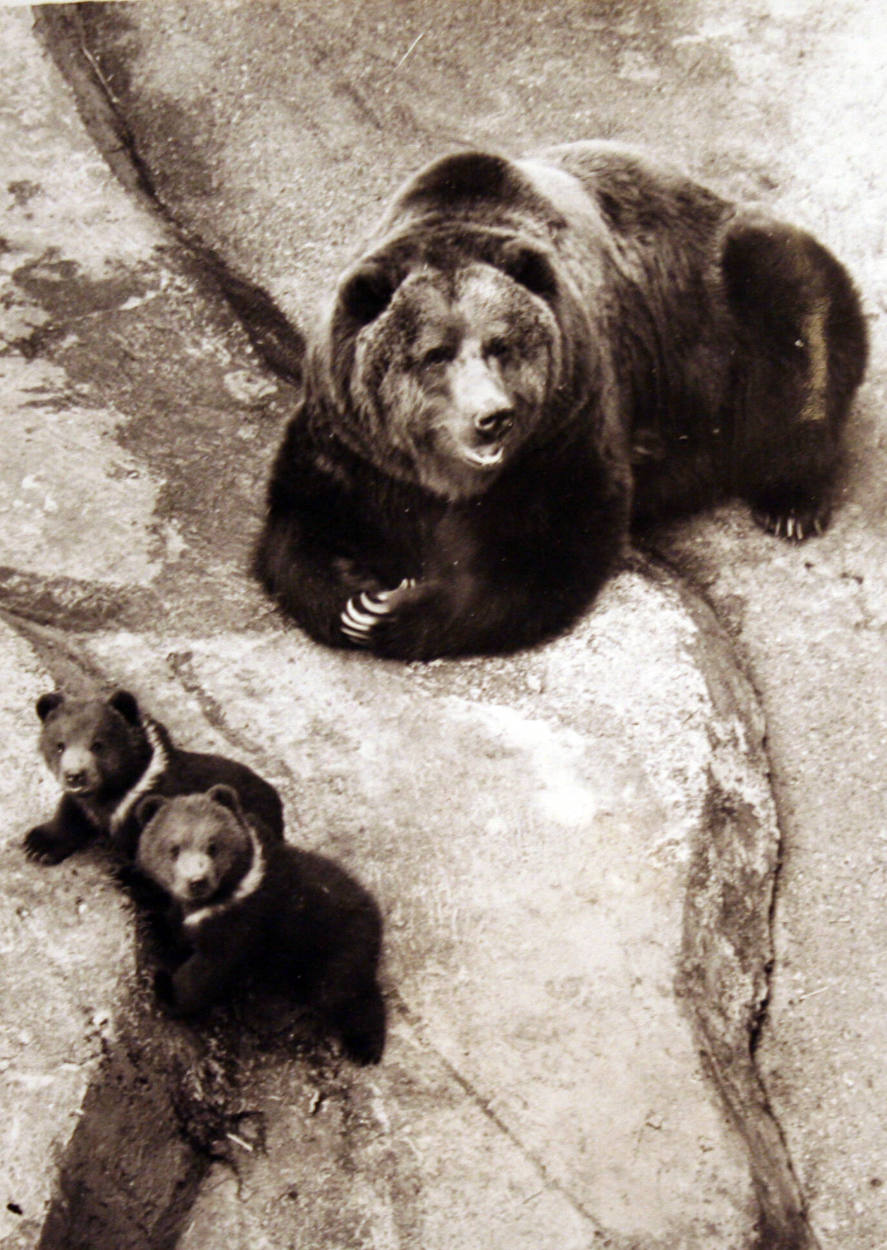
[386,990,630,1247]
[0,604,118,694]
[33,987,241,1250]
[163,648,292,790]
[638,554,820,1248]
[744,726,826,1250]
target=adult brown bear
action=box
[254,142,867,659]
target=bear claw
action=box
[341,594,391,645]
[341,580,418,645]
[752,505,828,543]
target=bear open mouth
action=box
[63,781,96,797]
[461,444,506,469]
[184,885,213,905]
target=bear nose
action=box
[473,408,514,442]
[64,769,88,788]
[185,874,211,899]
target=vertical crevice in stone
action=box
[679,774,820,1250]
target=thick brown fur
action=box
[23,689,284,864]
[254,142,867,659]
[135,786,386,1065]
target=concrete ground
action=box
[0,2,884,1248]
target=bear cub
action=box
[135,785,386,1065]
[24,689,283,865]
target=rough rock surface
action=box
[1,2,883,1248]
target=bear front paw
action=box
[340,579,418,647]
[23,826,70,865]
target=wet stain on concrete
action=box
[1,236,297,633]
[12,248,154,328]
[0,566,161,633]
[33,907,368,1250]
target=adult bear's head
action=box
[321,153,591,500]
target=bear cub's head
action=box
[334,253,564,500]
[135,785,255,910]
[36,689,147,800]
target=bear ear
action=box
[135,793,166,828]
[207,784,244,818]
[337,261,399,327]
[108,689,141,726]
[403,151,514,210]
[501,242,559,302]
[36,691,64,722]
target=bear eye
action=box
[170,844,181,860]
[206,840,218,857]
[91,740,104,755]
[55,741,65,755]
[421,344,454,368]
[486,337,510,360]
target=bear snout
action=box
[176,852,216,903]
[461,402,514,469]
[445,351,519,470]
[473,406,515,442]
[184,876,212,902]
[60,748,98,794]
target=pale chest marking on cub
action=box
[110,718,169,834]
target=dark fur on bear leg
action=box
[167,951,245,1016]
[336,999,386,1065]
[319,967,387,1065]
[723,213,867,541]
[153,967,176,1009]
[152,946,247,1017]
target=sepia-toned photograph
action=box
[0,1,884,1246]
